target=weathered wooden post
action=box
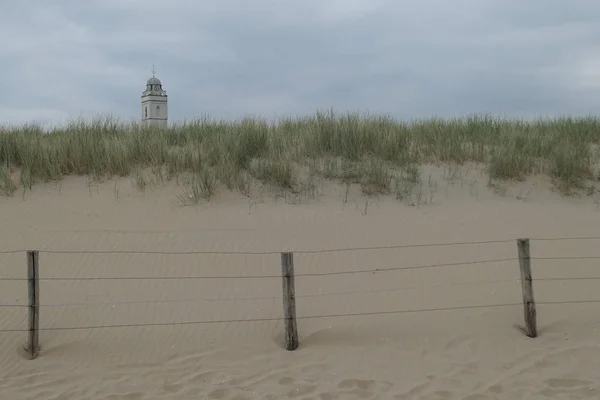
[281,252,299,350]
[517,239,537,338]
[26,250,40,358]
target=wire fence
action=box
[1,235,600,358]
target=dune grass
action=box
[1,111,600,200]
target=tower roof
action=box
[147,77,162,85]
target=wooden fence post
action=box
[517,239,537,338]
[281,252,299,351]
[26,250,40,359]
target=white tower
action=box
[141,66,168,128]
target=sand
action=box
[1,167,600,399]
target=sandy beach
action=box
[3,0,600,396]
[1,168,600,400]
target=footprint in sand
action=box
[278,376,295,385]
[317,393,338,400]
[338,379,376,391]
[335,379,393,399]
[539,378,596,398]
[546,378,591,388]
[274,375,319,398]
[285,384,318,398]
[208,388,230,399]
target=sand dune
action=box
[1,173,600,399]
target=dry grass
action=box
[0,165,17,196]
[1,112,600,200]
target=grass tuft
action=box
[175,167,219,204]
[0,165,17,196]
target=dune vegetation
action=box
[1,111,599,201]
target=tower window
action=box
[157,105,160,112]
[144,107,147,118]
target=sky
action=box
[2,0,600,127]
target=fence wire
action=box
[3,300,600,334]
[1,255,599,282]
[2,275,598,309]
[0,277,525,308]
[0,257,519,281]
[1,234,600,256]
[2,235,600,335]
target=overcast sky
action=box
[2,0,600,127]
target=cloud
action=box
[1,0,600,126]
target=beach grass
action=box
[1,111,599,199]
